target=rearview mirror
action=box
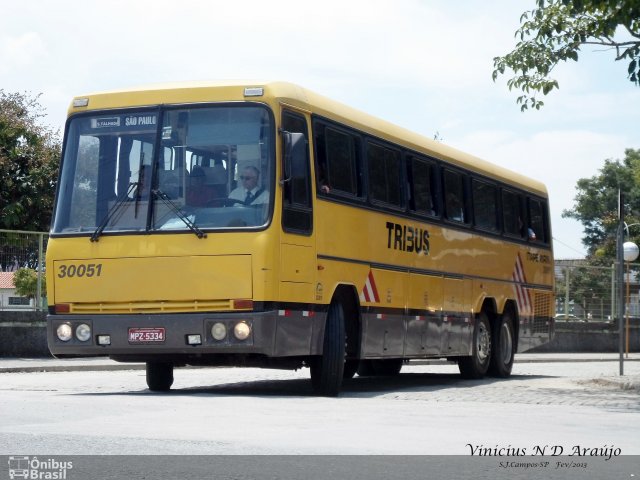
[281,131,306,186]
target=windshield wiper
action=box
[90,182,139,242]
[152,189,207,239]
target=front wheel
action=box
[146,362,174,391]
[488,312,515,377]
[458,312,491,379]
[310,301,346,396]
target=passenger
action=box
[228,166,269,205]
[186,166,209,207]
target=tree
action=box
[562,148,640,259]
[0,90,61,231]
[13,267,46,300]
[493,0,640,110]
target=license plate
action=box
[128,327,165,343]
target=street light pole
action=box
[617,189,640,375]
[617,218,625,376]
[623,239,639,359]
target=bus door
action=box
[276,110,316,355]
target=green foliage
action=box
[562,148,640,259]
[13,267,46,299]
[0,90,61,230]
[493,0,640,110]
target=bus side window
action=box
[315,122,362,198]
[443,169,467,223]
[315,135,330,194]
[408,156,438,216]
[472,179,499,231]
[502,189,525,238]
[367,141,402,207]
[528,197,547,243]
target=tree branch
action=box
[580,40,640,48]
[624,25,640,40]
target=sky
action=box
[2,0,638,259]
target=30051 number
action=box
[57,263,103,278]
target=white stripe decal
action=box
[512,253,532,316]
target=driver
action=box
[228,166,269,205]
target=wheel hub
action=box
[477,323,490,362]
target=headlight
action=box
[56,324,72,342]
[75,323,92,342]
[233,321,251,341]
[211,322,227,341]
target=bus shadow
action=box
[108,372,553,398]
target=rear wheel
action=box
[458,312,491,379]
[488,312,515,377]
[310,301,346,396]
[146,362,174,391]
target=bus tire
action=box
[488,312,515,377]
[146,362,174,391]
[310,301,346,396]
[458,312,491,379]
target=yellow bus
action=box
[46,81,554,395]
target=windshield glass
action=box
[52,105,274,235]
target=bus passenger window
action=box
[408,156,437,216]
[315,123,361,197]
[502,190,525,238]
[367,142,402,207]
[472,179,498,231]
[443,170,466,223]
[315,138,330,194]
[528,198,547,243]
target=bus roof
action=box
[70,80,548,197]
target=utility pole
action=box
[617,191,625,376]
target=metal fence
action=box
[1,229,638,320]
[555,260,640,322]
[0,229,48,311]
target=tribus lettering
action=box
[386,222,430,255]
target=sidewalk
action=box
[0,352,638,373]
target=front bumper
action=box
[47,310,323,359]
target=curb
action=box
[1,355,639,373]
[0,364,146,373]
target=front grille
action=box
[532,291,553,333]
[68,299,234,314]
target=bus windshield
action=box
[52,104,274,236]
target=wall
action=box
[0,311,48,357]
[0,312,638,357]
[531,321,640,353]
